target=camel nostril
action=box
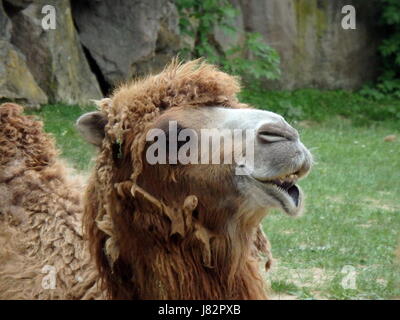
[296,156,313,178]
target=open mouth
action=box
[251,172,302,214]
[265,175,300,206]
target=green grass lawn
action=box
[267,121,400,300]
[26,89,400,300]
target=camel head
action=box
[77,60,312,299]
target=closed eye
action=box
[258,131,287,143]
[164,123,189,150]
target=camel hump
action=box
[0,102,24,118]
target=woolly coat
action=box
[0,103,102,299]
[84,60,271,299]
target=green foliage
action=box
[240,88,400,128]
[176,0,280,84]
[222,33,281,84]
[361,0,400,99]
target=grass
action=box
[26,89,400,300]
[240,89,400,299]
[25,104,97,172]
[266,120,400,300]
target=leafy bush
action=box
[222,33,281,84]
[176,0,281,84]
[361,0,400,99]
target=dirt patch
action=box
[270,266,334,288]
[364,198,399,212]
[270,293,298,300]
[327,196,344,203]
[263,260,335,299]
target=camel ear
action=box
[76,111,108,146]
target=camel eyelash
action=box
[164,123,189,150]
[112,139,123,161]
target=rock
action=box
[3,0,32,10]
[213,0,245,53]
[238,0,379,90]
[0,2,47,108]
[0,40,48,108]
[383,135,396,142]
[7,0,102,105]
[0,0,385,104]
[71,0,181,85]
[0,1,12,39]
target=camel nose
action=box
[256,121,299,143]
[297,143,313,177]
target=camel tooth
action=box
[276,173,299,182]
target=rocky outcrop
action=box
[0,1,47,108]
[238,0,379,90]
[7,0,102,105]
[71,0,180,85]
[214,0,246,53]
[0,1,11,38]
[0,0,383,106]
[0,41,48,108]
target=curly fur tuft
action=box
[0,103,103,299]
[84,59,271,299]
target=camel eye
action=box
[164,123,188,151]
[257,131,287,143]
[112,140,124,166]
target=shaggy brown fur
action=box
[84,60,273,299]
[0,103,102,299]
[0,61,274,300]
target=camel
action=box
[0,59,312,299]
[0,103,102,299]
[78,60,312,299]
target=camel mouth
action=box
[263,178,300,207]
[249,172,304,215]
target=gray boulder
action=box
[7,0,102,105]
[238,0,379,90]
[0,2,47,108]
[72,0,180,85]
[214,0,246,53]
[0,1,11,39]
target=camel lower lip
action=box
[252,176,301,208]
